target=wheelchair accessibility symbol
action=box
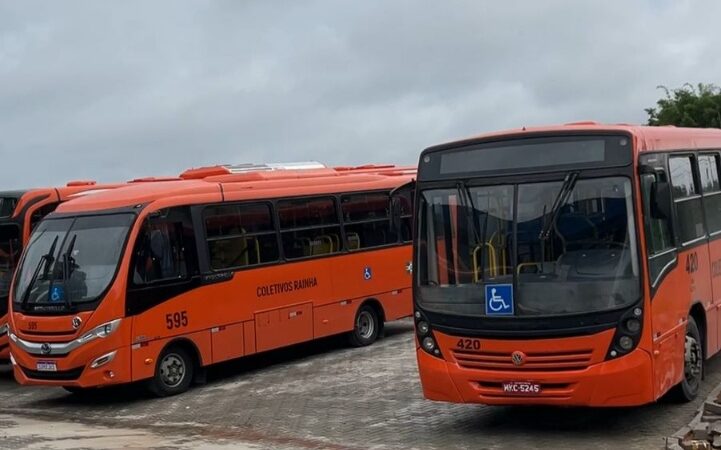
[485,284,513,315]
[363,267,372,281]
[50,286,65,303]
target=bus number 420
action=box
[457,339,480,350]
[166,311,188,330]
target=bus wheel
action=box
[348,305,380,347]
[669,316,703,402]
[148,346,194,397]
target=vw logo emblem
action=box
[40,343,52,355]
[72,316,82,330]
[511,351,526,366]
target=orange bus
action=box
[411,122,721,406]
[0,181,129,362]
[8,165,415,396]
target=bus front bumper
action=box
[417,347,655,407]
[9,338,132,388]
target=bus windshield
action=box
[417,176,640,316]
[13,214,134,308]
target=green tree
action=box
[646,83,721,128]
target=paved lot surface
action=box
[0,319,719,450]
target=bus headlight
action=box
[618,336,634,351]
[415,309,442,358]
[606,304,643,360]
[417,321,430,335]
[78,319,122,345]
[625,318,641,333]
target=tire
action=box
[147,345,194,397]
[348,304,380,347]
[668,316,703,402]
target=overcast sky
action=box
[1,1,720,188]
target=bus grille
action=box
[20,365,84,381]
[452,349,593,372]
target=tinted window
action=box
[669,156,697,197]
[30,203,59,232]
[203,203,279,269]
[640,173,675,285]
[278,197,337,229]
[699,154,720,193]
[669,156,705,243]
[14,214,135,306]
[341,192,396,250]
[278,197,341,259]
[700,153,721,234]
[0,224,21,299]
[132,209,196,284]
[0,198,18,218]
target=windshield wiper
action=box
[61,234,77,309]
[47,234,77,309]
[21,235,59,308]
[539,171,579,241]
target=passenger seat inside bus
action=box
[347,232,361,250]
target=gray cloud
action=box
[1,0,720,189]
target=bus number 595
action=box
[166,311,188,330]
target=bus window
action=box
[341,192,395,250]
[640,173,675,285]
[0,224,21,299]
[699,154,721,234]
[133,209,194,284]
[392,186,414,243]
[203,203,279,270]
[669,156,705,244]
[29,203,59,232]
[278,197,342,259]
[0,198,18,218]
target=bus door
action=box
[697,153,721,354]
[127,207,201,380]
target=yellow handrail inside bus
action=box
[516,262,542,275]
[473,243,497,282]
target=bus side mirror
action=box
[650,179,671,220]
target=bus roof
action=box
[2,163,415,218]
[424,122,721,154]
[55,165,416,214]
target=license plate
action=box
[36,361,57,372]
[502,381,541,395]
